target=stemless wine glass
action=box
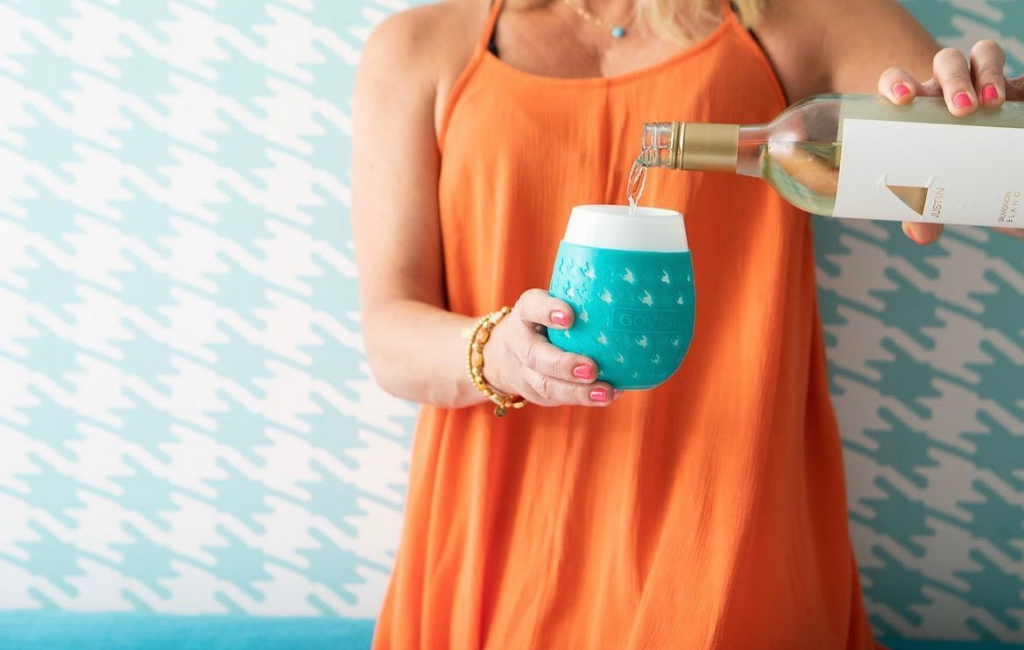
[547,204,695,390]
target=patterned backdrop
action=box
[0,0,1020,644]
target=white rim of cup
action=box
[563,204,689,253]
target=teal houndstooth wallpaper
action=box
[0,0,1021,644]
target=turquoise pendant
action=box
[611,25,625,38]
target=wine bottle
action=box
[639,93,1024,228]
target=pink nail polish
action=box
[590,387,609,403]
[954,92,973,109]
[551,310,568,327]
[893,83,910,98]
[573,364,594,380]
[983,84,998,102]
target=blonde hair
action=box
[641,0,766,44]
[506,0,766,45]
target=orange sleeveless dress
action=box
[373,2,880,648]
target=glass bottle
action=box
[639,93,1024,227]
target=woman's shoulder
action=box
[754,0,935,98]
[359,1,491,129]
[366,1,484,49]
[361,1,488,81]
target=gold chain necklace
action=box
[561,0,628,38]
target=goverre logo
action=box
[611,308,684,333]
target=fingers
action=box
[902,221,944,245]
[521,336,598,384]
[970,39,1007,107]
[521,367,616,407]
[879,42,1010,111]
[514,288,574,329]
[878,66,923,105]
[497,290,621,407]
[932,47,978,116]
[880,67,951,246]
[882,43,1008,245]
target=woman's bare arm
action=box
[352,6,486,408]
[352,3,615,409]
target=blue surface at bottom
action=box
[0,612,1021,650]
[0,612,376,650]
[881,640,1022,650]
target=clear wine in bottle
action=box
[639,93,1024,228]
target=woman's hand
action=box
[877,40,1024,244]
[484,290,620,407]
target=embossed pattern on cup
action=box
[548,241,695,389]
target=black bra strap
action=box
[487,0,501,57]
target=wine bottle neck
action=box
[640,121,759,174]
[675,122,740,172]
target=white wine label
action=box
[833,118,1024,227]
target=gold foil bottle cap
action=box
[678,123,740,172]
[639,122,739,172]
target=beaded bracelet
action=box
[466,307,527,417]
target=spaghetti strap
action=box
[721,0,741,24]
[477,0,505,53]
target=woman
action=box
[352,0,1020,647]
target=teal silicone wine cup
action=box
[547,205,695,390]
